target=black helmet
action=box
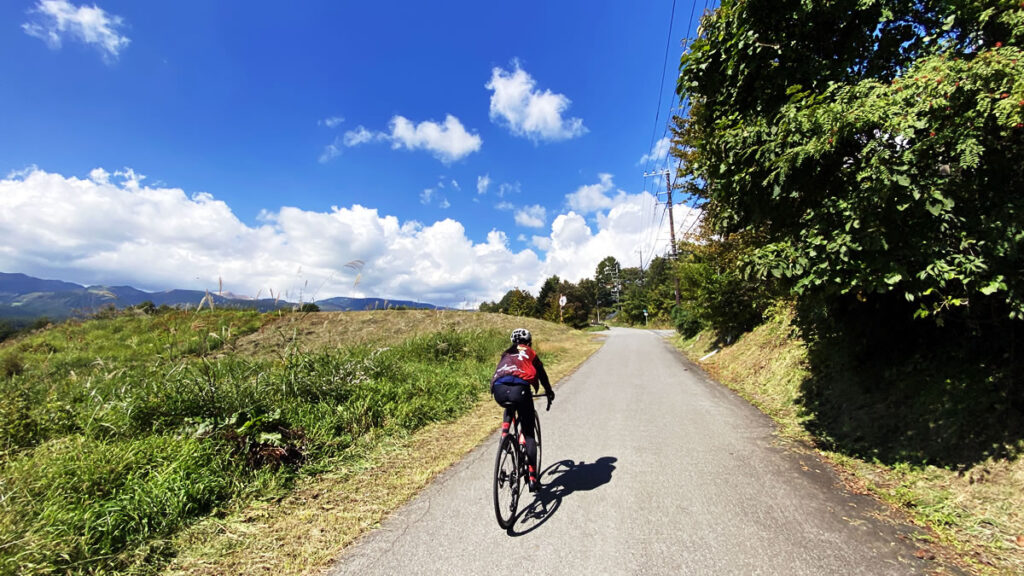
[510,327,532,345]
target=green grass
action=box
[0,309,533,575]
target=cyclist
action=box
[491,327,554,492]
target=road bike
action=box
[493,394,550,529]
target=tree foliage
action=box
[677,0,1024,320]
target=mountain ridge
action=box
[0,272,445,320]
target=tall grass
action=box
[0,310,511,574]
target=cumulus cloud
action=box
[321,117,480,164]
[514,205,546,228]
[22,0,130,62]
[486,61,587,142]
[388,115,482,163]
[0,168,697,308]
[639,136,671,166]
[477,174,490,195]
[566,173,627,213]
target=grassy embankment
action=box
[0,309,599,575]
[675,309,1024,576]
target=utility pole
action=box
[664,170,678,260]
[644,169,681,306]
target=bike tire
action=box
[493,434,519,529]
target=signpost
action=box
[559,294,567,323]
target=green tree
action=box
[496,288,537,316]
[576,278,602,323]
[557,280,592,328]
[534,275,561,320]
[594,256,620,311]
[677,0,1024,321]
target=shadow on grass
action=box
[795,295,1024,469]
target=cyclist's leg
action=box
[501,406,513,438]
[517,397,538,486]
[492,383,515,438]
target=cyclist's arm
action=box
[534,356,553,396]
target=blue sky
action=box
[0,0,705,307]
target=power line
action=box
[644,0,679,174]
[639,0,683,254]
[638,0,719,274]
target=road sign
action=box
[559,295,567,308]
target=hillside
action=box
[0,308,599,575]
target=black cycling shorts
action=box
[492,381,531,408]
[492,382,536,436]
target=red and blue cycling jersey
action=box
[491,344,539,387]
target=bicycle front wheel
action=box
[493,434,519,529]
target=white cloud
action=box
[319,116,345,128]
[495,201,515,211]
[319,139,343,163]
[486,61,587,142]
[22,0,130,62]
[450,179,460,190]
[477,174,490,195]
[639,136,671,166]
[388,115,482,163]
[88,167,110,184]
[0,167,698,308]
[420,187,450,209]
[320,126,387,163]
[323,117,480,164]
[497,182,520,198]
[343,126,378,147]
[514,205,546,228]
[566,173,627,213]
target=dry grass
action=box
[674,312,1024,576]
[230,310,572,359]
[164,311,601,576]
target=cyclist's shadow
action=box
[507,456,617,536]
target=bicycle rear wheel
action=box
[493,434,519,529]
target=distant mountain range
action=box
[0,272,445,321]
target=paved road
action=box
[328,327,941,575]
